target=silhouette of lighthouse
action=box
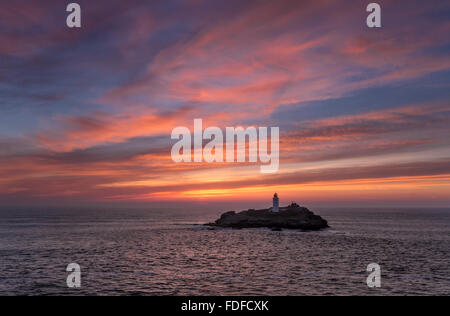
[272,193,279,212]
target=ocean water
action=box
[0,207,448,296]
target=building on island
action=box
[272,193,279,212]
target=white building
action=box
[272,193,279,212]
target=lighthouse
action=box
[272,193,279,212]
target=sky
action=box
[0,0,449,207]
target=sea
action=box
[0,207,448,296]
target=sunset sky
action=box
[1,0,449,207]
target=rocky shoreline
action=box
[206,203,329,231]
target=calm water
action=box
[0,207,448,296]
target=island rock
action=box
[206,203,329,230]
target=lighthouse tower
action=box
[272,193,279,212]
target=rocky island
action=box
[206,201,329,231]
